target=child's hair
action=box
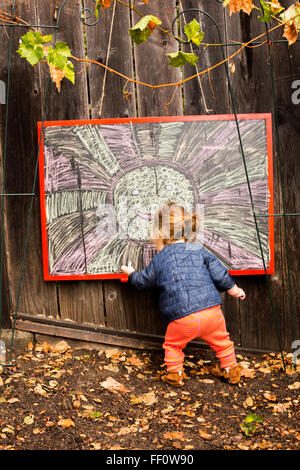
[150,201,200,247]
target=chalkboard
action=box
[38,114,274,281]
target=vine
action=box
[2,0,300,93]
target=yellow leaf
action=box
[283,21,298,45]
[58,418,75,428]
[24,416,34,425]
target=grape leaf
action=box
[167,51,198,67]
[280,3,300,30]
[184,19,204,46]
[17,31,47,65]
[258,1,284,22]
[129,15,162,45]
[280,3,300,45]
[223,0,253,16]
[47,42,71,70]
[63,61,75,85]
[283,22,298,45]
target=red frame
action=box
[38,114,274,281]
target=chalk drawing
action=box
[39,115,274,279]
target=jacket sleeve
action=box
[128,259,156,291]
[204,250,235,292]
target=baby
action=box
[121,202,245,386]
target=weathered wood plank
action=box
[35,0,106,327]
[0,0,58,318]
[181,0,230,115]
[180,1,240,346]
[133,0,183,116]
[269,0,300,349]
[84,0,136,118]
[84,0,163,335]
[224,6,285,351]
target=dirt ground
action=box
[0,338,299,451]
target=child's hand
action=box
[227,284,246,300]
[121,261,135,276]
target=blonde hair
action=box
[150,201,200,247]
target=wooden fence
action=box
[0,0,299,353]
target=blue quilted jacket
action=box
[128,242,235,325]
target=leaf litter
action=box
[0,340,299,450]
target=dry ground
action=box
[0,339,299,451]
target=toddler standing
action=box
[121,202,245,386]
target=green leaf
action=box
[17,31,45,66]
[95,0,101,19]
[20,30,43,45]
[41,34,53,44]
[245,413,263,424]
[184,19,204,46]
[17,42,44,66]
[129,15,162,45]
[167,51,198,67]
[47,42,71,70]
[258,1,273,22]
[63,61,75,85]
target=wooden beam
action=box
[11,312,278,354]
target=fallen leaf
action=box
[52,340,70,354]
[58,418,75,428]
[34,384,48,397]
[32,428,42,435]
[24,416,34,425]
[138,391,157,406]
[48,380,58,389]
[288,381,300,390]
[126,356,144,368]
[90,442,102,450]
[7,398,20,404]
[104,364,119,373]
[117,425,139,436]
[199,429,213,440]
[243,396,254,408]
[2,427,14,434]
[100,377,129,393]
[198,379,214,384]
[264,391,277,402]
[164,431,185,441]
[240,368,256,378]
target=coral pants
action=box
[163,305,237,371]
